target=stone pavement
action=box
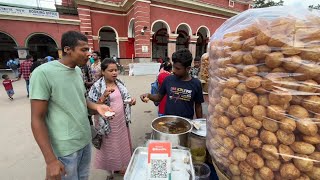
[0,73,158,180]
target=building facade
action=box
[0,0,252,68]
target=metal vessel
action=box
[151,115,193,147]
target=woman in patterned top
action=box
[88,58,136,180]
[90,51,102,81]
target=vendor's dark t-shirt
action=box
[159,75,204,119]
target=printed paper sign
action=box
[147,141,171,180]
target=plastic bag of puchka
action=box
[200,52,210,82]
[206,6,320,180]
[200,52,210,92]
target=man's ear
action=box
[64,46,71,55]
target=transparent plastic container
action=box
[194,163,211,180]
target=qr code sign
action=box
[150,159,168,178]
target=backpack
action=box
[8,60,18,70]
[151,80,160,106]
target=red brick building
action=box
[0,0,252,68]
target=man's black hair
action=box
[101,58,117,71]
[194,56,201,62]
[93,51,101,57]
[2,74,8,79]
[26,55,33,59]
[172,48,193,68]
[61,31,88,55]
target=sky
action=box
[275,0,319,7]
[0,0,318,10]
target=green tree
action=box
[253,0,284,8]
[309,4,320,10]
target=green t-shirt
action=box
[30,61,91,157]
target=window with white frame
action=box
[229,0,235,7]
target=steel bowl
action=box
[151,115,193,147]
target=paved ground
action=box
[0,72,158,180]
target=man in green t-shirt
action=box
[30,31,112,180]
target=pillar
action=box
[150,32,154,61]
[189,35,199,59]
[118,37,128,59]
[133,1,151,62]
[77,5,94,50]
[168,34,179,61]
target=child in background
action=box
[190,56,201,78]
[2,74,19,100]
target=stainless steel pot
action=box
[151,115,193,147]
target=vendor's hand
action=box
[140,93,150,103]
[96,104,113,118]
[130,98,136,106]
[46,159,65,180]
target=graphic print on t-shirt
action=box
[169,86,192,102]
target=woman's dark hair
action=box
[172,48,193,68]
[163,61,172,72]
[61,31,88,55]
[101,58,117,71]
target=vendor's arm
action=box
[140,93,164,102]
[195,103,203,118]
[141,75,168,102]
[194,79,205,118]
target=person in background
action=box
[158,56,163,64]
[91,51,102,81]
[157,61,172,116]
[112,55,118,63]
[30,59,45,75]
[30,31,112,180]
[45,56,54,62]
[88,58,136,180]
[19,55,33,97]
[141,48,204,119]
[80,62,95,125]
[2,74,19,100]
[6,57,20,78]
[159,57,171,73]
[189,56,201,78]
